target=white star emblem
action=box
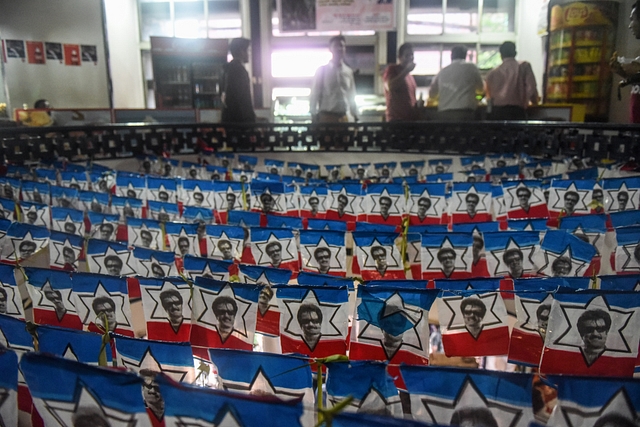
[61,345,79,362]
[606,182,638,212]
[504,183,545,210]
[487,238,538,277]
[208,232,242,260]
[442,293,505,335]
[194,284,252,340]
[137,255,177,278]
[369,188,402,216]
[423,237,470,274]
[359,238,400,270]
[329,187,357,215]
[454,186,489,214]
[22,205,48,226]
[409,188,444,218]
[186,262,229,281]
[551,182,590,214]
[220,368,307,401]
[142,280,192,323]
[302,237,344,273]
[253,233,297,266]
[51,238,80,269]
[128,223,162,250]
[88,246,138,276]
[538,246,587,277]
[556,388,638,427]
[75,282,132,329]
[0,282,23,317]
[10,231,48,261]
[34,280,77,317]
[302,190,326,213]
[119,347,194,383]
[167,227,198,256]
[516,293,554,335]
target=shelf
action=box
[574,59,601,64]
[571,94,599,99]
[572,75,599,82]
[160,81,191,85]
[549,44,571,50]
[193,77,219,80]
[550,60,570,66]
[575,41,603,47]
[548,77,568,83]
[194,92,218,96]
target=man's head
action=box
[0,288,6,314]
[19,241,37,258]
[329,35,346,62]
[229,37,250,63]
[379,196,392,216]
[140,230,153,247]
[151,263,165,278]
[499,41,517,59]
[371,246,387,272]
[516,187,532,210]
[126,189,137,199]
[577,309,611,352]
[460,298,487,329]
[72,409,110,427]
[63,247,75,265]
[226,193,236,210]
[92,296,116,331]
[217,239,233,260]
[27,210,38,224]
[104,255,123,276]
[450,407,498,427]
[398,43,414,66]
[503,248,524,278]
[158,191,169,202]
[314,247,332,273]
[618,191,629,211]
[34,99,51,109]
[297,303,323,344]
[564,191,580,213]
[193,192,204,205]
[551,256,572,276]
[309,196,319,213]
[533,168,544,179]
[64,222,77,234]
[99,223,114,240]
[437,247,456,273]
[631,1,640,40]
[177,236,190,256]
[337,194,349,211]
[160,289,183,323]
[139,369,164,419]
[536,304,551,338]
[265,241,282,265]
[260,192,274,213]
[451,45,468,61]
[465,193,480,214]
[213,296,237,333]
[258,285,274,312]
[417,197,431,217]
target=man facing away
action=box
[383,43,418,121]
[485,41,539,121]
[428,45,484,122]
[310,36,359,123]
[221,38,256,124]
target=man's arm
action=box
[522,62,540,106]
[309,66,323,117]
[347,69,359,121]
[385,63,416,92]
[610,51,640,79]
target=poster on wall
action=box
[81,45,97,64]
[5,40,25,61]
[63,44,80,66]
[26,41,45,64]
[45,42,63,62]
[277,0,395,33]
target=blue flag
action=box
[36,324,112,365]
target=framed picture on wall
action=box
[63,44,80,66]
[5,40,25,60]
[81,45,97,64]
[26,41,45,64]
[45,42,63,62]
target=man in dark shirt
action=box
[221,38,256,123]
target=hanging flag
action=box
[112,195,144,221]
[502,180,550,219]
[539,289,640,377]
[24,267,83,329]
[138,277,192,341]
[21,352,152,427]
[60,170,89,191]
[205,224,245,261]
[249,181,285,216]
[0,314,37,415]
[546,375,640,427]
[401,365,535,427]
[0,198,16,221]
[407,183,447,226]
[250,227,299,272]
[133,247,179,278]
[181,179,215,208]
[182,205,213,226]
[0,348,18,427]
[209,348,313,403]
[364,183,405,226]
[50,230,84,271]
[20,201,50,227]
[190,278,259,353]
[614,226,640,274]
[22,180,50,205]
[522,159,552,179]
[147,177,177,204]
[34,168,58,186]
[0,264,23,319]
[548,179,595,219]
[326,183,363,222]
[326,360,402,417]
[265,214,303,230]
[3,222,50,262]
[86,239,139,276]
[164,222,199,257]
[483,231,542,279]
[538,230,596,277]
[559,214,609,275]
[51,206,85,237]
[491,184,508,224]
[601,176,640,213]
[213,181,245,223]
[435,279,510,357]
[353,231,404,280]
[155,374,306,427]
[51,185,79,209]
[373,161,396,182]
[421,232,473,280]
[299,229,347,277]
[449,182,493,224]
[148,201,179,223]
[87,211,121,241]
[183,255,232,281]
[276,285,349,358]
[79,190,110,214]
[36,324,112,365]
[299,185,327,219]
[72,272,135,336]
[127,218,164,250]
[182,161,205,180]
[400,160,424,178]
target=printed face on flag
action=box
[207,230,243,261]
[540,293,640,376]
[300,230,346,276]
[484,234,541,279]
[21,203,49,227]
[90,221,116,242]
[452,185,491,218]
[421,235,474,278]
[140,279,192,336]
[408,187,445,221]
[87,241,138,277]
[301,191,326,216]
[0,269,23,319]
[503,182,548,218]
[51,209,85,237]
[8,228,49,261]
[603,178,640,212]
[127,220,163,250]
[165,224,199,257]
[615,237,640,274]
[549,181,593,216]
[251,231,298,269]
[214,187,243,212]
[538,232,595,278]
[73,279,133,335]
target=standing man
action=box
[610,1,640,123]
[383,43,418,121]
[429,45,484,121]
[485,41,539,120]
[310,36,359,123]
[221,38,256,124]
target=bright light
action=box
[174,19,204,38]
[413,50,442,75]
[272,50,331,78]
[272,88,311,99]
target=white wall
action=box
[516,0,546,98]
[0,0,110,111]
[104,0,145,108]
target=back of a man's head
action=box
[229,38,250,59]
[500,41,517,59]
[451,45,468,61]
[398,42,413,57]
[329,35,346,47]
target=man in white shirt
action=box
[310,36,359,123]
[428,45,484,121]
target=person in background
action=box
[610,1,640,123]
[310,36,359,123]
[221,38,256,124]
[428,45,484,122]
[34,99,51,109]
[383,43,418,121]
[485,41,539,121]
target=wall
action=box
[0,0,110,111]
[104,0,145,108]
[516,0,546,98]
